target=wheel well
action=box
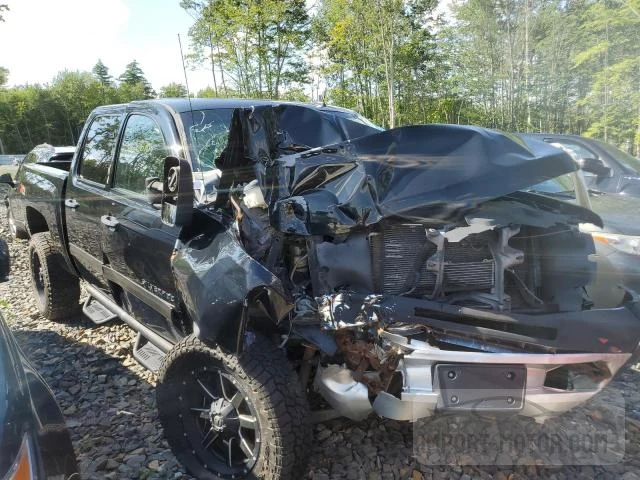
[26,207,48,235]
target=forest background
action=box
[1,0,638,156]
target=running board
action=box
[133,333,166,373]
[82,295,118,325]
[84,285,173,354]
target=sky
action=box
[0,0,216,92]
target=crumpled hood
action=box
[217,106,599,234]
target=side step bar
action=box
[132,333,166,373]
[84,285,173,354]
[83,295,118,325]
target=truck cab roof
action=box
[91,98,377,121]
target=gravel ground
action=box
[1,205,640,480]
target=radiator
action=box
[369,223,495,296]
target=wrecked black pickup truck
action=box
[4,99,640,479]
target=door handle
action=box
[100,215,119,230]
[65,198,79,209]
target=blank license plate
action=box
[435,364,526,411]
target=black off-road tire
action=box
[8,209,28,239]
[28,232,81,321]
[156,334,312,480]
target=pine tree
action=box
[92,60,112,87]
[118,60,156,99]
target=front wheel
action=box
[156,335,311,480]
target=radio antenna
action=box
[178,33,203,202]
[178,34,194,105]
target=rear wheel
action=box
[28,232,81,321]
[8,209,28,239]
[156,334,311,480]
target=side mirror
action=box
[578,157,611,178]
[0,173,15,188]
[161,157,194,227]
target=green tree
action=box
[92,59,113,86]
[573,0,640,153]
[159,82,188,98]
[444,0,589,133]
[314,0,440,127]
[197,85,237,97]
[183,0,311,98]
[50,70,105,144]
[118,60,156,99]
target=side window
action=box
[78,115,121,185]
[114,115,168,195]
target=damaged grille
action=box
[369,223,495,296]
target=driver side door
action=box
[101,113,182,343]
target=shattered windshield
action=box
[181,107,384,175]
[181,109,234,173]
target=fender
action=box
[172,219,292,352]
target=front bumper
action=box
[316,343,630,423]
[385,337,628,422]
[315,292,640,423]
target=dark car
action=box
[0,237,79,479]
[520,133,640,197]
[5,144,75,239]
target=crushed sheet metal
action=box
[172,220,292,343]
[217,105,601,235]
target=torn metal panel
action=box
[447,194,603,243]
[172,219,292,344]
